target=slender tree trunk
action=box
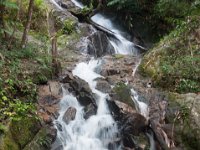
[0,2,8,39]
[47,11,61,77]
[21,0,34,48]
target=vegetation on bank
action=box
[139,16,200,93]
[0,1,53,146]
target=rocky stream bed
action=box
[4,0,198,150]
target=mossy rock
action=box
[112,82,135,109]
[24,126,56,150]
[10,117,41,149]
[0,127,19,150]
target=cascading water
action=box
[50,0,153,149]
[53,59,120,150]
[71,0,84,8]
[70,0,137,55]
[91,14,137,55]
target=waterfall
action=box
[70,0,137,55]
[91,14,137,55]
[49,0,153,150]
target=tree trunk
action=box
[21,0,34,48]
[0,1,8,39]
[47,11,61,77]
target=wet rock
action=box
[84,103,97,119]
[58,0,75,9]
[55,122,62,132]
[61,73,97,107]
[121,113,149,149]
[87,31,115,57]
[107,99,124,121]
[122,113,148,136]
[114,100,136,114]
[95,78,111,93]
[63,107,77,124]
[110,82,136,109]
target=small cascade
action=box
[91,14,137,55]
[71,0,84,8]
[71,0,137,55]
[131,89,149,119]
[50,0,63,10]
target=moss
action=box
[139,16,200,93]
[9,117,41,149]
[24,127,54,150]
[0,125,19,150]
[113,82,135,108]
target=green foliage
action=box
[155,0,191,18]
[140,16,200,93]
[0,37,51,122]
[0,124,7,134]
[62,19,76,34]
[37,136,52,147]
[113,82,135,108]
[107,0,145,12]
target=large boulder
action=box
[95,78,111,93]
[87,31,115,57]
[121,113,149,149]
[110,82,136,110]
[61,73,97,107]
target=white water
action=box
[91,14,137,55]
[70,0,137,55]
[131,89,149,119]
[53,59,120,150]
[50,0,63,10]
[50,1,152,150]
[71,0,84,8]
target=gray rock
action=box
[61,73,97,107]
[122,113,148,136]
[95,78,111,93]
[84,103,97,119]
[87,31,115,57]
[63,107,77,124]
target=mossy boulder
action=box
[23,126,57,150]
[0,126,19,150]
[111,82,136,109]
[10,117,41,149]
[139,16,200,93]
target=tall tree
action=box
[21,0,34,48]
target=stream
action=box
[50,0,153,150]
